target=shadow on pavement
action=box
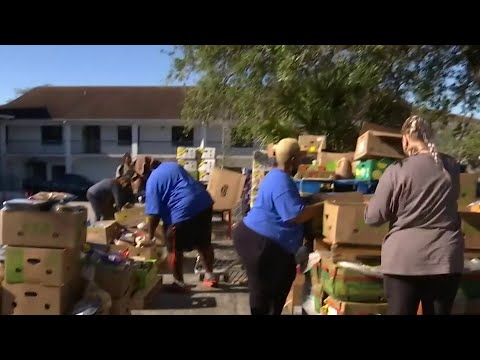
[148,294,217,310]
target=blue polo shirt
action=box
[243,169,305,254]
[145,162,213,225]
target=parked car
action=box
[22,174,94,201]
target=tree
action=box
[167,46,480,151]
[9,84,52,102]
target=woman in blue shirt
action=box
[233,138,323,315]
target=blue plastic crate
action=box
[333,179,378,194]
[294,179,334,194]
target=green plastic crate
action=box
[355,159,394,181]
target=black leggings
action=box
[233,222,296,315]
[383,274,461,315]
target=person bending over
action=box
[87,176,134,221]
[145,162,217,291]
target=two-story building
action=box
[0,86,258,192]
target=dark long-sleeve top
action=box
[87,178,133,211]
[364,153,464,276]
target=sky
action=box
[0,45,182,104]
[0,45,474,117]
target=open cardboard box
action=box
[460,209,480,250]
[87,220,124,245]
[323,200,389,246]
[354,130,404,161]
[207,168,246,211]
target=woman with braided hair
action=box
[365,115,464,315]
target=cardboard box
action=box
[199,147,216,160]
[188,170,199,181]
[177,159,198,172]
[459,174,479,209]
[2,280,81,315]
[109,244,164,261]
[207,168,246,211]
[360,122,400,135]
[323,200,388,246]
[306,192,364,236]
[317,152,355,173]
[87,220,123,245]
[198,159,216,172]
[0,207,87,249]
[321,255,385,303]
[176,147,198,160]
[298,135,327,153]
[354,130,404,161]
[284,273,305,315]
[134,260,158,291]
[460,210,480,250]
[94,263,135,299]
[323,296,387,315]
[114,205,146,228]
[5,247,81,287]
[198,171,211,183]
[110,295,133,315]
[266,143,275,158]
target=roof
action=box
[0,86,190,120]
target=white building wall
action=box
[72,157,120,182]
[6,125,65,155]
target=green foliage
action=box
[167,45,480,152]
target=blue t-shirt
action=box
[145,162,213,225]
[243,169,305,254]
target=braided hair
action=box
[401,115,441,166]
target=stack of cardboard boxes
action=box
[176,146,217,183]
[86,205,164,315]
[1,205,87,315]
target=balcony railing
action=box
[5,140,257,156]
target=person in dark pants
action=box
[145,162,217,291]
[365,115,464,315]
[86,177,134,221]
[233,138,323,315]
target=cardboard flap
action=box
[207,168,246,210]
[360,122,400,135]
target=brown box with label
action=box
[354,130,404,161]
[2,280,82,315]
[317,152,355,174]
[323,200,388,246]
[323,296,387,315]
[460,210,480,250]
[94,263,136,299]
[298,135,327,154]
[5,246,81,287]
[459,174,479,209]
[207,168,246,211]
[0,207,87,249]
[87,220,123,245]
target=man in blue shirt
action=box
[145,162,217,291]
[233,138,323,315]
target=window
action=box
[171,126,194,146]
[41,126,63,145]
[231,127,254,148]
[117,126,132,146]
